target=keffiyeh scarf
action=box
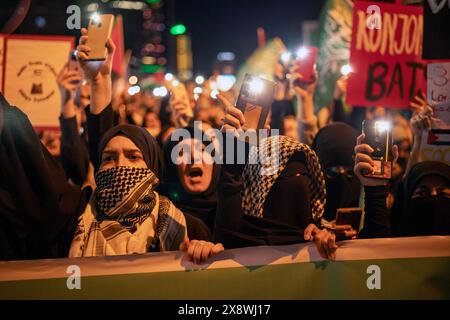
[69,167,186,257]
[242,135,326,222]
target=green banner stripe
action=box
[1,256,449,300]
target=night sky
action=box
[173,0,325,74]
[1,0,325,75]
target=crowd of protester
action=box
[0,28,449,264]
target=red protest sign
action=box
[346,1,426,109]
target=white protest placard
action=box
[2,35,74,130]
[419,62,450,165]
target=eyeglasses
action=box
[324,166,354,179]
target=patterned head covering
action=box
[241,135,326,222]
[97,124,165,178]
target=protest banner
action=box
[0,236,449,299]
[419,62,450,165]
[346,1,426,108]
[2,35,74,130]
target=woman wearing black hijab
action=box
[162,126,219,232]
[312,122,361,222]
[70,124,215,256]
[215,94,338,260]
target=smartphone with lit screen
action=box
[85,14,115,61]
[294,46,318,81]
[362,120,393,179]
[235,74,275,134]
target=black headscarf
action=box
[312,122,361,221]
[161,126,219,230]
[97,124,165,179]
[400,161,450,236]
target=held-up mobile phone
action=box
[68,50,82,85]
[335,208,363,231]
[85,14,115,61]
[164,79,193,127]
[294,46,318,81]
[362,120,393,179]
[235,74,276,133]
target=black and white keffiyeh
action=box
[69,166,186,257]
[241,135,326,222]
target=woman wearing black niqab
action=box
[312,122,361,221]
[399,161,450,236]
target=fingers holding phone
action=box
[75,14,116,82]
[354,132,399,186]
[218,93,246,136]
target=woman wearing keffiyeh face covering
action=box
[69,29,224,263]
[214,94,337,260]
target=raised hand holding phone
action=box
[165,79,193,128]
[354,132,399,186]
[235,74,275,133]
[76,22,116,114]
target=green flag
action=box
[235,37,286,90]
[314,0,353,111]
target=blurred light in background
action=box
[111,1,147,10]
[195,75,205,85]
[128,76,138,85]
[170,24,186,36]
[142,56,156,64]
[34,16,46,28]
[153,86,168,97]
[128,85,141,96]
[217,52,235,62]
[164,73,174,81]
[86,3,99,12]
[193,87,203,94]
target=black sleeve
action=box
[359,185,391,238]
[86,104,114,170]
[0,94,83,260]
[331,99,347,123]
[59,115,89,186]
[184,213,212,242]
[213,133,249,246]
[270,100,295,134]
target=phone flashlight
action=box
[340,64,353,76]
[375,120,391,133]
[375,120,391,161]
[247,77,264,95]
[91,12,101,25]
[296,47,309,59]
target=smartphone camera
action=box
[70,50,78,61]
[90,12,102,27]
